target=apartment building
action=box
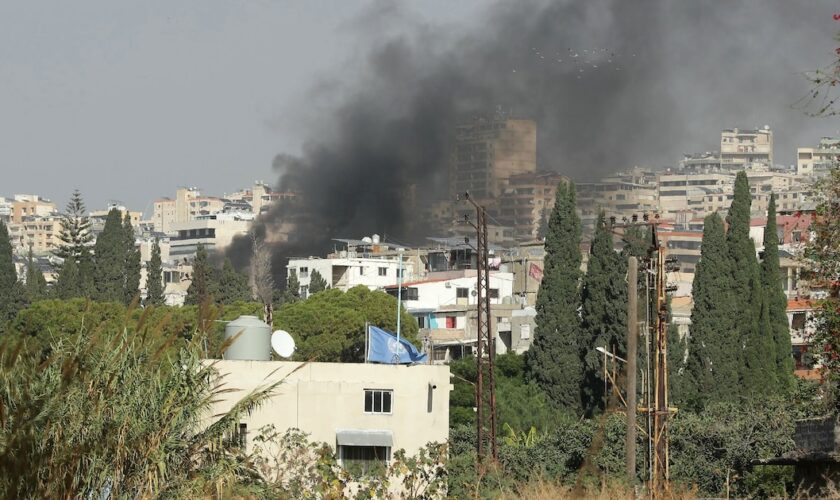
[497,172,567,241]
[680,152,723,173]
[168,213,253,259]
[656,171,732,219]
[7,216,63,255]
[720,126,773,170]
[153,187,226,234]
[797,137,840,176]
[576,168,659,230]
[449,115,537,202]
[10,194,56,224]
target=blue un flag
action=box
[366,326,428,364]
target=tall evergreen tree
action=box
[55,190,93,261]
[524,181,584,412]
[0,221,25,326]
[683,213,738,409]
[93,209,127,303]
[54,190,94,299]
[53,255,80,300]
[24,246,48,301]
[581,212,628,414]
[145,239,165,306]
[761,193,795,393]
[122,213,141,304]
[283,269,301,304]
[185,244,215,305]
[727,171,773,393]
[218,259,250,304]
[308,270,328,294]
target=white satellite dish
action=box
[271,330,296,358]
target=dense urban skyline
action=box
[3,0,838,212]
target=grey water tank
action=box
[224,315,271,361]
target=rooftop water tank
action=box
[224,315,271,361]
[372,234,380,244]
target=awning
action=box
[336,429,393,447]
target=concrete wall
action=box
[206,360,451,457]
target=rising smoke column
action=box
[228,0,832,282]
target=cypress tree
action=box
[524,181,584,412]
[761,193,795,393]
[186,244,215,305]
[123,213,141,304]
[54,255,80,300]
[283,269,301,304]
[683,213,738,409]
[145,239,165,306]
[727,171,773,394]
[0,221,24,325]
[218,259,250,304]
[581,212,628,414]
[309,270,328,294]
[77,246,95,298]
[24,246,48,301]
[93,209,127,303]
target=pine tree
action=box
[581,212,628,414]
[727,171,773,394]
[218,259,250,304]
[55,190,93,261]
[93,209,127,303]
[524,181,584,412]
[283,269,301,304]
[761,193,795,393]
[0,221,25,325]
[145,239,165,306]
[683,213,738,409]
[24,246,47,301]
[308,270,328,294]
[185,244,215,305]
[123,213,141,304]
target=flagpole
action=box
[364,321,369,363]
[396,248,404,344]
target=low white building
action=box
[207,360,451,471]
[383,272,515,311]
[168,213,253,259]
[287,255,416,298]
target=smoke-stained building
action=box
[449,115,537,202]
[720,126,774,171]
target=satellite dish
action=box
[271,330,295,358]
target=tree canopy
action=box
[277,286,419,362]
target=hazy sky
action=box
[2,1,839,215]
[0,1,480,213]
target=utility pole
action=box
[461,192,497,466]
[626,256,638,484]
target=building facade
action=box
[720,126,773,170]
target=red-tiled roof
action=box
[383,277,453,289]
[787,299,814,310]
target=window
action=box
[396,269,404,279]
[417,316,426,328]
[456,287,469,298]
[299,266,309,278]
[446,316,456,329]
[364,389,393,414]
[300,285,309,299]
[403,287,419,300]
[791,312,807,331]
[378,267,387,276]
[237,423,247,448]
[489,288,499,299]
[359,266,365,276]
[339,445,390,476]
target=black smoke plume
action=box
[228,0,834,283]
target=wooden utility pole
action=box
[652,241,670,494]
[626,256,638,484]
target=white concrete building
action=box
[720,126,773,170]
[797,137,840,177]
[383,272,514,312]
[207,360,451,471]
[168,213,253,259]
[287,255,417,298]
